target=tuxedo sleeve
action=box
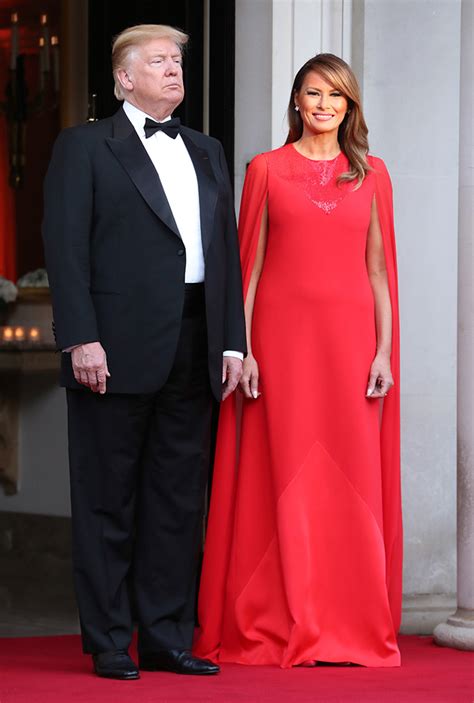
[42,129,100,350]
[217,142,247,355]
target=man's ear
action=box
[116,68,133,92]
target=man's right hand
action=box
[71,342,110,394]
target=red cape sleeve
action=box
[370,155,403,631]
[238,154,270,297]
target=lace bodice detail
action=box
[268,145,353,215]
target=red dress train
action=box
[194,145,402,668]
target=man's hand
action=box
[71,342,110,394]
[222,356,243,402]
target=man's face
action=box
[123,37,184,118]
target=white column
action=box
[271,0,294,148]
[234,0,273,210]
[362,0,461,634]
[271,0,351,148]
[434,0,474,651]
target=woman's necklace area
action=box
[294,140,342,163]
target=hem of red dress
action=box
[194,647,401,669]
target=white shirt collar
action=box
[123,101,172,139]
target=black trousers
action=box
[66,284,213,654]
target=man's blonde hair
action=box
[112,24,189,100]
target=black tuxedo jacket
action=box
[42,107,246,399]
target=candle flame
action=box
[39,37,45,47]
[51,35,59,46]
[2,327,13,340]
[11,12,19,23]
[40,13,48,25]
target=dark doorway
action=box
[208,1,235,179]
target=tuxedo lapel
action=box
[105,108,181,240]
[180,130,218,257]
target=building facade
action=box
[1,0,472,639]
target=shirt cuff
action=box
[223,350,244,361]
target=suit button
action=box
[177,248,185,256]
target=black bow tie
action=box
[144,117,181,139]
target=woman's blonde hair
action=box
[286,53,370,188]
[112,24,189,100]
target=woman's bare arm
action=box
[239,201,268,398]
[366,195,394,398]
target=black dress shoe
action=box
[92,650,140,680]
[139,649,220,675]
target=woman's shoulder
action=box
[367,154,392,193]
[247,144,292,170]
[367,153,390,175]
[246,152,268,172]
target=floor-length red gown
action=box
[194,145,402,668]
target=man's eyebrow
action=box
[149,52,182,58]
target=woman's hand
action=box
[239,353,261,399]
[366,352,394,398]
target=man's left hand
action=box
[222,356,243,401]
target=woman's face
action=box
[295,71,349,137]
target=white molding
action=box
[350,0,365,93]
[401,594,457,636]
[342,0,353,61]
[271,0,294,147]
[293,0,322,68]
[321,0,344,54]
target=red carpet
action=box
[0,635,472,702]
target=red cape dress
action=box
[194,145,402,668]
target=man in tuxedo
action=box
[42,24,245,680]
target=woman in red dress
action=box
[195,54,402,668]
